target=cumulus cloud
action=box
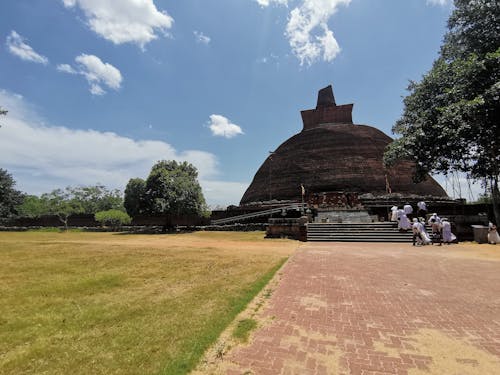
[5,30,49,65]
[61,0,174,48]
[58,54,122,95]
[255,0,288,6]
[193,31,211,45]
[208,115,244,139]
[286,0,350,65]
[0,89,248,205]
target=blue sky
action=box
[2,0,475,207]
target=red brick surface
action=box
[226,243,500,374]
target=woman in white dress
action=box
[441,218,457,244]
[488,222,500,244]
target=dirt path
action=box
[206,242,500,374]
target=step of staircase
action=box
[307,222,417,242]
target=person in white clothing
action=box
[427,213,442,244]
[417,201,427,218]
[428,213,442,233]
[398,209,411,231]
[403,203,413,220]
[412,218,430,245]
[441,218,457,244]
[390,206,398,222]
[419,218,432,244]
[412,218,422,245]
[488,222,500,244]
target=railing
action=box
[211,204,306,225]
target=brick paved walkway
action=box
[226,243,500,374]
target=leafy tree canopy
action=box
[384,0,500,223]
[17,184,124,228]
[144,160,208,216]
[68,184,123,214]
[0,168,25,219]
[124,178,146,217]
[95,209,131,230]
[39,189,85,229]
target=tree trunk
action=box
[491,177,500,226]
[57,214,69,231]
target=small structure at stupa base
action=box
[238,85,461,223]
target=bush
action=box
[94,210,131,230]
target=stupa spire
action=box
[316,85,336,108]
[301,84,354,131]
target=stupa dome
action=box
[240,85,447,205]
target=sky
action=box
[1,0,480,207]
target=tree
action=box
[69,184,124,214]
[124,178,146,217]
[384,0,500,224]
[17,195,47,218]
[0,169,25,219]
[95,209,131,230]
[41,189,84,230]
[17,184,124,228]
[143,160,207,217]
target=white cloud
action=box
[208,115,244,139]
[193,31,211,45]
[426,0,451,6]
[56,63,77,74]
[5,30,49,65]
[255,0,288,6]
[285,0,351,65]
[58,54,122,95]
[202,180,249,207]
[61,0,174,48]
[0,89,247,206]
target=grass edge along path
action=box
[160,257,288,375]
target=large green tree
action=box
[0,169,25,219]
[124,178,146,217]
[385,0,500,224]
[143,160,207,217]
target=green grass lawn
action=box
[0,231,296,374]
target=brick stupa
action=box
[240,85,447,205]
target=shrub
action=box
[95,209,131,230]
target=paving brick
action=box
[226,243,500,374]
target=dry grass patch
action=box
[0,231,297,374]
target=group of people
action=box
[390,201,426,230]
[390,202,457,246]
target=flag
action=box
[301,184,305,196]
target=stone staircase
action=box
[307,222,415,242]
